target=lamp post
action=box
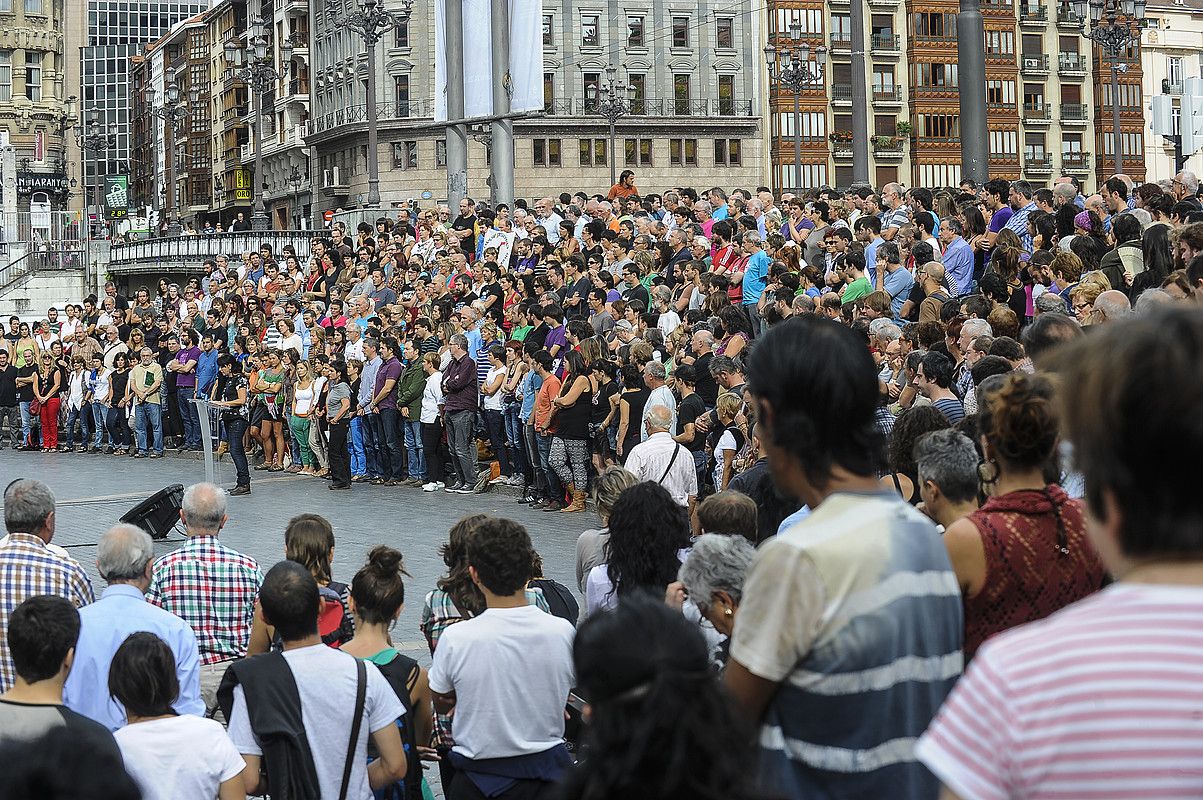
[78,106,116,292]
[146,72,200,234]
[587,67,633,189]
[326,0,414,208]
[224,14,292,231]
[287,164,303,229]
[764,23,827,194]
[1065,0,1147,174]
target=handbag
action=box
[29,398,41,415]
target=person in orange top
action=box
[531,350,565,510]
[607,170,639,201]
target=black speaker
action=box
[120,484,185,540]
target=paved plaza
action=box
[0,448,585,667]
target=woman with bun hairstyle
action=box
[342,546,434,800]
[944,372,1106,659]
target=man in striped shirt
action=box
[726,316,963,799]
[918,306,1203,799]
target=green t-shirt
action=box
[841,276,872,306]
[509,325,533,342]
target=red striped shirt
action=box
[916,584,1203,800]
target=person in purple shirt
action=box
[169,331,202,450]
[542,306,568,375]
[983,178,1013,249]
[368,337,405,484]
[939,218,975,296]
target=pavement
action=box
[0,445,592,669]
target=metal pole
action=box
[793,89,801,193]
[1111,63,1123,174]
[444,0,468,208]
[366,40,381,207]
[489,0,513,206]
[849,0,870,186]
[82,116,90,291]
[957,0,989,184]
[251,85,270,230]
[608,119,616,188]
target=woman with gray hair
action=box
[574,466,638,591]
[675,533,757,641]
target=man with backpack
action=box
[220,560,408,800]
[429,518,575,800]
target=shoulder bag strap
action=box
[338,658,368,800]
[657,443,682,485]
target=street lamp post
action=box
[765,23,827,194]
[225,15,292,231]
[146,71,200,234]
[587,67,633,190]
[1065,0,1147,174]
[327,0,414,208]
[287,164,303,229]
[79,106,116,293]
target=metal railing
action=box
[1056,8,1084,25]
[1020,4,1047,21]
[1024,154,1053,170]
[0,248,86,294]
[1022,54,1050,73]
[1061,103,1089,121]
[108,231,313,273]
[830,31,852,48]
[1023,102,1052,120]
[1062,151,1091,169]
[309,99,437,135]
[873,86,902,102]
[1058,52,1088,73]
[870,33,900,51]
[831,85,853,101]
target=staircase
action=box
[0,247,89,317]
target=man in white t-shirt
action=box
[429,517,575,798]
[223,561,407,799]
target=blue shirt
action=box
[63,584,203,731]
[742,250,771,305]
[1004,201,1037,251]
[359,355,382,406]
[195,349,219,398]
[519,370,543,422]
[712,205,729,222]
[942,236,975,295]
[883,266,914,321]
[864,237,882,284]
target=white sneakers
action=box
[421,481,446,492]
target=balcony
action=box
[873,86,903,105]
[1164,80,1184,95]
[869,0,902,7]
[543,99,573,116]
[982,0,1014,13]
[109,231,313,275]
[1058,52,1088,76]
[309,99,436,135]
[831,85,853,104]
[1062,151,1091,170]
[830,31,851,51]
[1021,54,1050,76]
[872,136,905,159]
[1024,154,1053,173]
[1019,3,1048,25]
[870,33,901,55]
[1060,103,1089,124]
[1023,102,1052,124]
[1057,7,1085,27]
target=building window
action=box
[436,139,447,167]
[0,0,11,11]
[583,72,600,112]
[542,14,553,46]
[392,141,417,169]
[394,75,409,115]
[533,138,561,166]
[718,75,734,114]
[581,14,599,47]
[913,12,956,38]
[985,29,1014,55]
[1024,132,1047,160]
[672,16,689,47]
[913,63,958,88]
[0,53,10,102]
[624,138,653,166]
[579,138,606,166]
[395,19,409,48]
[23,0,40,13]
[714,138,741,165]
[986,79,1016,107]
[716,16,734,48]
[628,73,645,114]
[673,74,690,114]
[989,129,1018,157]
[543,72,555,109]
[627,15,644,47]
[669,138,697,166]
[1168,56,1183,86]
[24,53,40,101]
[918,113,960,138]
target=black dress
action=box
[619,386,650,459]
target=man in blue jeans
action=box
[368,337,405,485]
[396,340,426,486]
[357,339,384,481]
[169,332,202,450]
[130,348,165,457]
[440,334,478,494]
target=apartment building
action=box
[1140,0,1203,180]
[306,0,767,211]
[767,0,1147,192]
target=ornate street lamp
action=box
[585,67,635,189]
[765,22,827,194]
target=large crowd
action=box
[1,168,1203,799]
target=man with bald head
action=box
[623,404,699,509]
[918,262,952,323]
[64,523,202,730]
[1093,290,1131,323]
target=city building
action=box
[0,0,76,213]
[1140,0,1203,180]
[306,0,766,214]
[69,0,210,219]
[765,0,1148,192]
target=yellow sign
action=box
[234,168,251,201]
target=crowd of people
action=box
[2,171,1203,799]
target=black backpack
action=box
[529,578,580,627]
[371,652,425,800]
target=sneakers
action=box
[489,474,513,485]
[402,477,424,487]
[422,481,446,492]
[444,482,465,493]
[229,485,251,496]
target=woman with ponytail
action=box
[559,595,760,800]
[944,372,1105,659]
[342,546,434,800]
[110,632,247,800]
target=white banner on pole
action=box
[435,0,544,122]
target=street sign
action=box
[421,190,432,200]
[104,175,129,220]
[233,168,252,201]
[323,209,334,222]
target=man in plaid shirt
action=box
[148,482,261,717]
[0,479,94,692]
